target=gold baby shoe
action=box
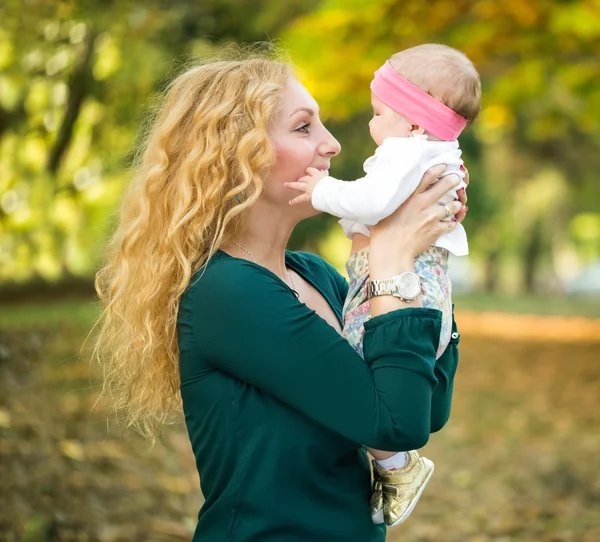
[371,450,435,527]
[369,476,385,524]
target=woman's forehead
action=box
[281,78,319,116]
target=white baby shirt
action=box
[311,135,468,256]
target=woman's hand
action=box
[455,165,469,223]
[370,164,464,262]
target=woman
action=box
[94,55,465,541]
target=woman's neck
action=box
[228,199,298,277]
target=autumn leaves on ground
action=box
[1,309,599,541]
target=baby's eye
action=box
[295,123,310,134]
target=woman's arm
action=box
[184,258,441,452]
[368,167,463,312]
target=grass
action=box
[1,291,599,331]
[453,292,600,319]
[0,299,101,329]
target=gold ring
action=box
[443,203,451,219]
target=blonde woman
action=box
[94,55,465,541]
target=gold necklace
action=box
[232,241,297,292]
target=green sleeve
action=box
[185,259,442,451]
[429,308,460,433]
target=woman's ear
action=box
[409,125,426,137]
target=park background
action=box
[0,0,599,540]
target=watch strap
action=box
[368,278,398,299]
[368,272,421,302]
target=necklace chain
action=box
[233,241,296,292]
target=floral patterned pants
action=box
[342,246,452,359]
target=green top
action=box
[177,250,460,542]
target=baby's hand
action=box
[284,167,328,206]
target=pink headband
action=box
[370,61,467,141]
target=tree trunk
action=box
[483,248,500,292]
[47,30,98,177]
[523,219,544,294]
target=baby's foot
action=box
[371,450,434,527]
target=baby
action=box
[286,44,481,527]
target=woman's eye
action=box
[295,123,310,134]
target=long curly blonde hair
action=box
[91,53,291,440]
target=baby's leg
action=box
[415,247,453,357]
[341,242,371,356]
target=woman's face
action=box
[263,78,341,215]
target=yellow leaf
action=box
[59,439,85,461]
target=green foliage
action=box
[0,0,320,282]
[1,0,600,294]
[282,0,600,291]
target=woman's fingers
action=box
[443,220,458,233]
[460,164,469,186]
[435,216,459,235]
[455,205,468,223]
[415,164,447,193]
[455,182,468,222]
[422,174,462,205]
[435,200,463,221]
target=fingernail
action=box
[465,206,469,213]
[460,164,467,172]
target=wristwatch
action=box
[368,272,421,302]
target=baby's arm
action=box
[298,138,429,225]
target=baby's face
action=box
[369,94,413,146]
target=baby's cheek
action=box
[369,122,383,145]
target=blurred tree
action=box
[2,0,600,294]
[0,0,320,288]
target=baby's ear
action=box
[409,125,426,137]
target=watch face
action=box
[395,273,420,300]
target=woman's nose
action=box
[321,129,341,157]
